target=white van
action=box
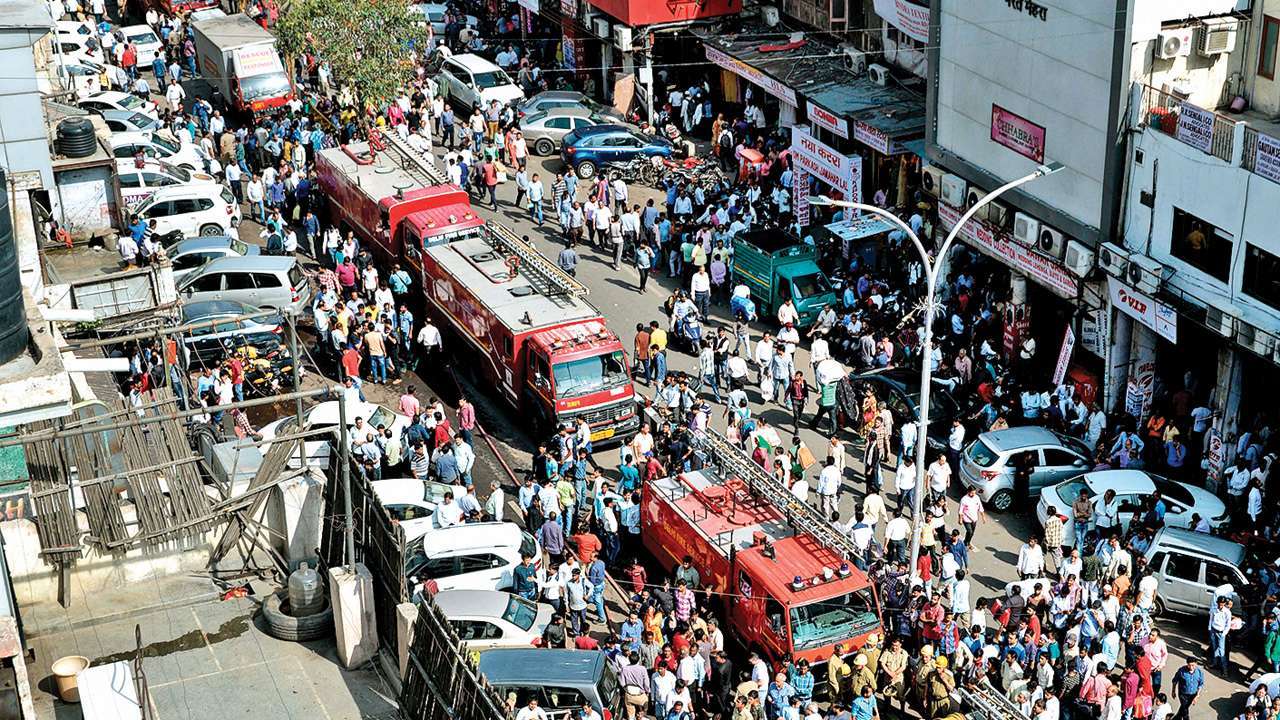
[109,131,205,170]
[134,184,240,237]
[437,53,524,111]
[116,158,217,211]
[405,522,539,594]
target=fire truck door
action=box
[736,570,766,647]
[523,350,553,425]
[399,225,423,272]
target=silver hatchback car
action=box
[958,426,1092,511]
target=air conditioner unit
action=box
[1240,323,1275,358]
[1063,239,1096,278]
[1156,28,1194,59]
[592,17,611,37]
[613,25,633,50]
[1205,306,1235,337]
[1127,253,1163,294]
[761,5,780,26]
[868,63,890,87]
[940,173,967,208]
[965,186,987,212]
[1097,242,1130,277]
[986,201,1011,229]
[1012,212,1041,247]
[921,165,945,198]
[1197,18,1238,57]
[841,45,868,75]
[1038,225,1067,259]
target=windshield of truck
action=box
[552,351,628,399]
[240,72,292,101]
[791,273,831,299]
[789,588,879,651]
[473,69,514,89]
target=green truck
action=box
[731,229,838,327]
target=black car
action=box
[852,367,964,451]
[180,300,282,368]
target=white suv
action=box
[437,54,524,111]
[406,522,539,594]
[134,184,240,237]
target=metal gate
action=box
[399,598,513,720]
[320,454,407,654]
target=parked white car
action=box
[1037,469,1228,547]
[406,522,539,594]
[116,158,216,210]
[408,3,478,34]
[109,131,204,170]
[370,478,462,543]
[436,54,524,111]
[79,90,157,119]
[432,590,552,650]
[257,400,409,467]
[133,184,240,238]
[119,25,163,65]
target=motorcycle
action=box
[228,340,297,398]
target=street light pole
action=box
[810,161,1063,582]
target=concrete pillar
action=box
[272,469,325,571]
[1214,346,1243,461]
[1105,311,1133,413]
[601,44,613,102]
[329,563,378,670]
[396,602,419,681]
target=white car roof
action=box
[120,25,158,37]
[305,400,389,426]
[370,478,433,507]
[448,53,503,73]
[88,90,134,104]
[1082,470,1156,495]
[420,522,527,555]
[432,589,521,618]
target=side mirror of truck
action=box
[533,372,549,391]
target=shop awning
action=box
[804,79,925,154]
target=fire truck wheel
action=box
[534,138,555,156]
[261,590,334,642]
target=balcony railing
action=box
[1137,84,1237,163]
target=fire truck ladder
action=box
[370,129,449,190]
[484,222,591,301]
[690,428,861,564]
[956,680,1031,720]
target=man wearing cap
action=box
[849,653,876,700]
[926,656,955,718]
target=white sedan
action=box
[1037,469,1228,547]
[258,400,409,467]
[370,478,462,543]
[432,590,552,651]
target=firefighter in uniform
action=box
[925,655,956,720]
[827,644,850,702]
[850,653,877,700]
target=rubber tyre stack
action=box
[260,590,334,642]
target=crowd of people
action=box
[61,0,1280,719]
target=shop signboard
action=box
[990,105,1046,163]
[518,0,539,12]
[873,0,930,44]
[808,103,848,139]
[1051,325,1075,385]
[1106,277,1177,344]
[1254,131,1280,185]
[560,0,574,15]
[854,121,892,155]
[704,45,797,106]
[937,202,1078,297]
[1124,360,1155,419]
[1175,102,1216,153]
[790,126,861,202]
[1206,428,1224,485]
[794,169,810,226]
[1080,306,1108,358]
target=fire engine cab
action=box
[643,429,882,668]
[314,131,481,263]
[420,222,640,443]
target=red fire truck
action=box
[643,429,882,668]
[314,132,482,263]
[317,131,639,441]
[419,227,640,441]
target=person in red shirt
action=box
[121,44,137,77]
[570,531,601,565]
[226,355,245,401]
[572,633,599,650]
[341,344,361,380]
[627,558,647,595]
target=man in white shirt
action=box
[1017,537,1045,579]
[884,512,910,564]
[816,457,841,518]
[951,570,971,615]
[894,459,917,515]
[435,493,464,528]
[927,455,951,504]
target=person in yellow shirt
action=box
[648,320,667,353]
[827,644,850,701]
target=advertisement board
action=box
[790,126,861,202]
[937,202,1078,297]
[991,104,1046,163]
[1107,277,1177,343]
[807,103,848,139]
[705,45,796,106]
[873,0,930,43]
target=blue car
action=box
[560,125,673,180]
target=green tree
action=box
[275,0,427,113]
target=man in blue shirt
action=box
[765,673,795,720]
[618,610,643,651]
[1171,658,1204,720]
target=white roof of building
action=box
[0,0,52,31]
